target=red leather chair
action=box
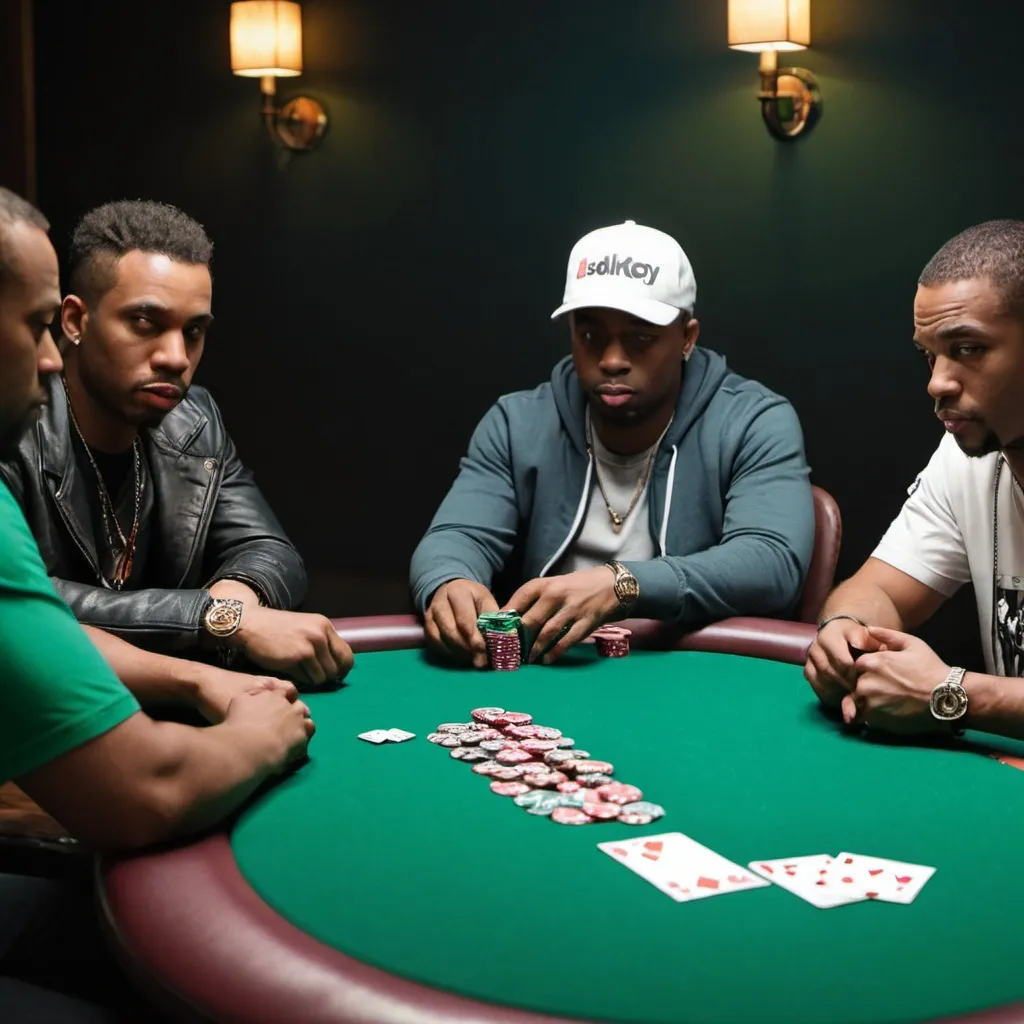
[797,485,842,625]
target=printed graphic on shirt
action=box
[995,574,1024,678]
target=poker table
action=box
[98,615,1024,1024]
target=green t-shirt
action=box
[0,481,139,784]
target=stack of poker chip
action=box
[477,611,523,671]
[428,707,665,827]
[591,625,632,658]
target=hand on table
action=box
[504,566,621,665]
[221,688,316,774]
[192,667,298,724]
[232,608,354,688]
[841,626,951,735]
[425,579,498,669]
[804,618,882,707]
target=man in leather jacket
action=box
[0,199,352,686]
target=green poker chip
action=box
[477,611,522,635]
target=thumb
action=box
[841,692,859,725]
[865,625,910,651]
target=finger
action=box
[294,699,312,718]
[540,615,594,665]
[502,579,545,616]
[300,654,328,687]
[449,587,488,667]
[865,625,911,650]
[327,632,354,680]
[429,598,472,662]
[304,717,316,738]
[854,652,883,674]
[474,590,500,615]
[841,692,859,725]
[529,604,575,663]
[819,634,858,686]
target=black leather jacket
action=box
[0,376,307,651]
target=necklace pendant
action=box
[610,511,624,533]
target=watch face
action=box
[206,600,242,636]
[930,684,968,721]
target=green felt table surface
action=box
[231,647,1024,1024]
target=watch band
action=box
[816,613,867,633]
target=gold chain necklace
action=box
[585,412,668,534]
[61,377,143,590]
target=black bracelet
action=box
[816,613,867,634]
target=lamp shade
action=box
[230,1,303,77]
[727,0,810,52]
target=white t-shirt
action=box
[872,433,1024,676]
[556,426,658,575]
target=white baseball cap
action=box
[550,220,696,327]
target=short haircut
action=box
[0,187,49,289]
[919,219,1024,315]
[68,199,213,304]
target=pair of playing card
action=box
[358,728,415,744]
[599,833,935,909]
[749,852,935,908]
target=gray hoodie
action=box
[411,347,814,625]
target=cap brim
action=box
[550,295,681,327]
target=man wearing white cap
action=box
[411,220,814,665]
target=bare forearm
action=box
[82,624,202,707]
[820,580,906,631]
[964,673,1024,741]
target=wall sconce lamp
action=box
[728,0,822,141]
[230,1,328,151]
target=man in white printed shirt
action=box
[805,220,1024,739]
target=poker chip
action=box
[577,773,614,788]
[595,783,643,805]
[618,812,654,826]
[556,781,582,793]
[450,746,491,762]
[504,724,563,741]
[471,708,506,724]
[520,738,559,755]
[490,781,531,797]
[496,748,533,765]
[471,760,504,775]
[479,739,515,753]
[550,807,594,826]
[427,732,461,746]
[620,801,665,820]
[523,771,568,789]
[457,728,505,745]
[501,712,533,726]
[437,722,478,733]
[485,629,521,671]
[490,766,526,781]
[556,737,576,748]
[517,792,586,816]
[518,762,551,774]
[573,760,614,776]
[544,749,589,766]
[580,800,621,820]
[592,625,631,658]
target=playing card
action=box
[386,728,416,742]
[833,852,936,905]
[599,832,769,903]
[357,729,392,744]
[749,854,868,909]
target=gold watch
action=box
[605,560,639,612]
[203,597,244,640]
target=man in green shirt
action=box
[0,188,315,1018]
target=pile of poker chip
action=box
[477,611,523,671]
[428,707,664,826]
[590,625,631,657]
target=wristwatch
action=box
[203,597,244,640]
[929,666,969,722]
[605,560,640,612]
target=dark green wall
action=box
[32,0,1024,665]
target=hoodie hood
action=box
[548,347,730,455]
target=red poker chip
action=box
[556,781,582,794]
[595,783,643,805]
[489,766,525,781]
[501,712,533,726]
[518,762,551,774]
[525,771,568,789]
[471,707,506,723]
[550,807,594,825]
[490,781,531,797]
[496,748,533,764]
[581,800,621,820]
[573,760,614,775]
[520,738,559,755]
[471,760,504,775]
